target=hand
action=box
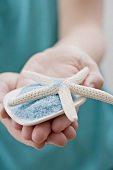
[1,45,104,149]
[0,72,78,149]
[23,45,104,88]
[0,73,45,148]
[17,45,104,148]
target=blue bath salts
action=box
[10,83,76,120]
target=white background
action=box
[101,0,113,92]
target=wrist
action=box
[56,25,105,64]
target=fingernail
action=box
[45,142,51,145]
[45,142,53,145]
[45,141,56,146]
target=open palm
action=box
[0,46,104,149]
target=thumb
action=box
[83,62,104,89]
[16,74,35,88]
[83,69,104,90]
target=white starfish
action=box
[8,67,113,122]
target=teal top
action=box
[0,1,113,170]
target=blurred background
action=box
[101,0,113,92]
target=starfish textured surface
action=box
[8,67,113,122]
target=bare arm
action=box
[57,0,105,63]
[0,1,104,149]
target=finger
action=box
[19,139,45,150]
[71,121,78,130]
[46,132,67,147]
[32,141,45,150]
[32,121,51,143]
[0,73,19,95]
[1,108,22,131]
[63,126,76,140]
[0,73,19,119]
[83,71,104,89]
[52,108,78,133]
[22,126,34,140]
[0,108,10,119]
[52,114,72,133]
[75,107,79,113]
[12,120,22,130]
[0,110,45,150]
[82,61,104,89]
[17,74,35,88]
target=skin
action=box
[0,0,104,149]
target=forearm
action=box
[57,0,105,64]
[56,25,105,64]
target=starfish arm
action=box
[66,67,89,84]
[68,82,113,105]
[8,86,58,107]
[22,70,54,85]
[58,84,78,122]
